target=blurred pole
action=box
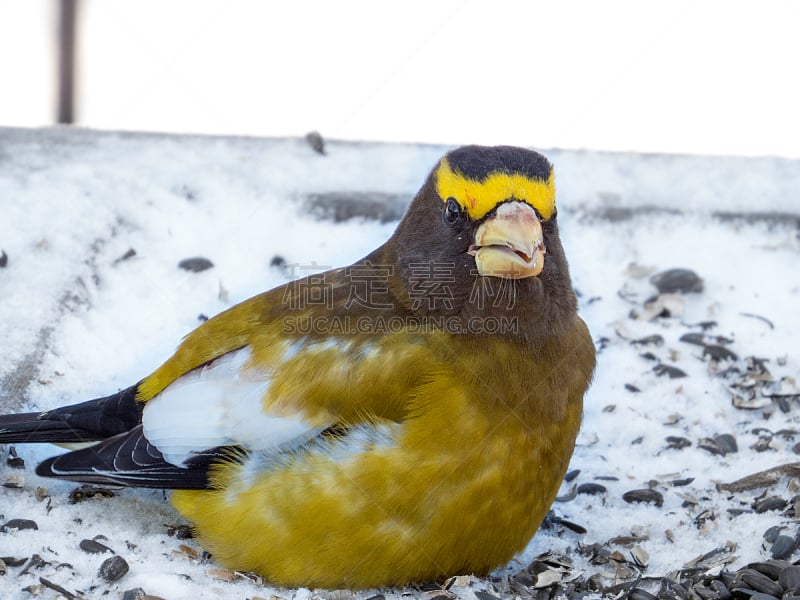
[56,0,79,124]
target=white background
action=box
[2,0,800,157]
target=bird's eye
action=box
[443,197,462,224]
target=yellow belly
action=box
[172,390,581,589]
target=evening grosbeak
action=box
[0,145,595,588]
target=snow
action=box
[1,126,799,599]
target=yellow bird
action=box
[0,145,595,588]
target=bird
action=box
[0,145,595,589]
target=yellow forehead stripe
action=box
[435,158,556,221]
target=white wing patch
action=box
[141,347,318,467]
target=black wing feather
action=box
[35,425,223,490]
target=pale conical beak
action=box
[467,202,546,279]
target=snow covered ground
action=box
[0,127,799,599]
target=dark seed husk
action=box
[753,496,787,513]
[79,539,113,554]
[112,248,137,265]
[629,588,658,600]
[670,477,695,487]
[738,569,784,596]
[650,268,704,294]
[165,523,194,539]
[177,257,214,273]
[780,565,800,590]
[623,489,664,507]
[305,131,326,155]
[564,469,580,482]
[1,518,38,532]
[474,592,502,600]
[666,436,692,450]
[660,578,690,600]
[747,559,791,580]
[679,332,707,346]
[763,526,783,543]
[625,383,642,392]
[708,579,733,599]
[703,345,739,362]
[715,434,738,454]
[39,577,77,599]
[680,331,735,347]
[0,250,7,267]
[6,446,25,469]
[577,482,607,495]
[554,518,587,534]
[699,434,738,456]
[771,535,798,559]
[69,485,116,504]
[98,555,129,582]
[632,334,665,346]
[20,554,47,575]
[653,364,688,379]
[0,556,26,567]
[743,593,781,600]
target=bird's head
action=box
[435,145,554,280]
[383,145,576,334]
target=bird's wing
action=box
[36,327,442,489]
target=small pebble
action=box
[622,489,664,507]
[98,555,129,582]
[650,268,704,294]
[178,257,214,273]
[122,589,147,600]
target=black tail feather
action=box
[0,411,101,444]
[0,384,143,445]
